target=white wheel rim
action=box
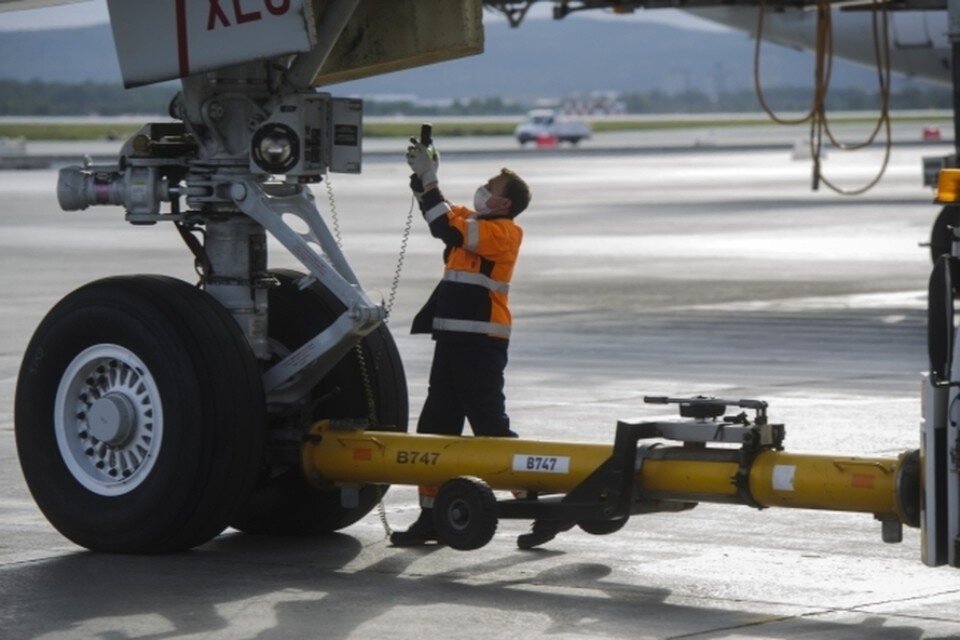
[54,344,164,496]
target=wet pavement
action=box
[1,141,957,639]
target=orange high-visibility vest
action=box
[412,203,522,340]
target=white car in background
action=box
[514,109,591,146]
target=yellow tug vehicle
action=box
[302,396,919,551]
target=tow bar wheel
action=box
[578,517,629,536]
[15,276,265,553]
[433,476,498,551]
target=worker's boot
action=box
[517,519,573,550]
[389,509,439,546]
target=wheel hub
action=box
[87,393,137,446]
[55,344,164,496]
[448,500,471,530]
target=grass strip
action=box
[0,114,950,141]
[0,123,143,141]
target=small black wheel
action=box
[15,276,265,553]
[578,517,628,536]
[930,205,960,264]
[230,270,408,535]
[433,476,498,551]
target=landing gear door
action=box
[106,0,317,87]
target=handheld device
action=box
[410,122,436,193]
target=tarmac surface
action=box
[1,136,959,639]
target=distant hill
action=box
[0,18,921,97]
[0,24,122,84]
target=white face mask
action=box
[473,186,493,215]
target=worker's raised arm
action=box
[419,190,462,247]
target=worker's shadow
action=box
[3,532,942,640]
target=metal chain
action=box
[352,339,380,429]
[386,197,416,319]
[323,175,415,538]
[352,338,390,536]
[325,175,343,246]
[323,176,377,425]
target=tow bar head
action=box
[644,396,770,428]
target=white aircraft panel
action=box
[106,0,315,87]
[0,0,85,11]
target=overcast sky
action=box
[0,0,724,32]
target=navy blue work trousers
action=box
[417,339,517,438]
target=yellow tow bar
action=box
[301,398,918,550]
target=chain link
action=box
[325,175,343,246]
[386,197,415,319]
[323,174,415,539]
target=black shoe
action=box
[517,520,571,550]
[390,510,439,546]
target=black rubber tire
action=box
[930,205,960,264]
[230,270,408,535]
[578,517,628,536]
[433,476,498,551]
[15,276,265,553]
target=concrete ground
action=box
[1,135,959,639]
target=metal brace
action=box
[229,177,386,398]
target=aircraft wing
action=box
[485,0,947,20]
[3,0,946,90]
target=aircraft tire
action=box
[230,270,408,535]
[15,276,265,553]
[930,205,960,263]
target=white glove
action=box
[406,140,438,188]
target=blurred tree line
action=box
[0,81,174,116]
[620,86,952,113]
[0,80,950,117]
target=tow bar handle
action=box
[644,395,768,423]
[644,396,767,410]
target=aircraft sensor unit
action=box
[250,93,362,180]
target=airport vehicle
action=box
[514,109,592,145]
[5,0,960,570]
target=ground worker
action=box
[390,139,555,548]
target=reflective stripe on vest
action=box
[442,269,510,294]
[425,202,451,223]
[465,218,479,251]
[433,317,512,339]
